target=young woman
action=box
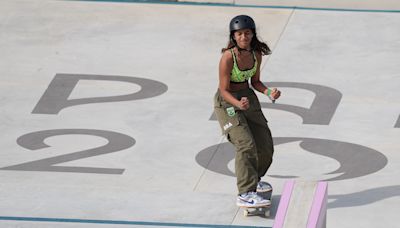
[213,15,281,207]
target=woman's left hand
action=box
[265,88,281,101]
[270,88,281,100]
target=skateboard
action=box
[241,183,273,217]
[241,204,271,217]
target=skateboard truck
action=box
[243,205,271,217]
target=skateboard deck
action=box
[240,183,273,217]
[241,204,271,217]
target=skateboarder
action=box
[213,15,281,207]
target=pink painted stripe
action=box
[272,180,295,228]
[307,182,328,228]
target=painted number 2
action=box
[1,74,168,174]
[1,129,135,174]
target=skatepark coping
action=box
[70,0,400,13]
[272,181,328,228]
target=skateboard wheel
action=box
[243,210,249,217]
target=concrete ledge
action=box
[178,0,233,3]
[176,0,400,12]
[273,181,328,228]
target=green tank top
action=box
[230,49,258,83]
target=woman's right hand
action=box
[237,97,250,110]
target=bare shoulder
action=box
[220,49,233,67]
[221,49,233,61]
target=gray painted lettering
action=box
[210,82,342,125]
[195,137,388,181]
[32,74,168,114]
[1,129,135,174]
[395,115,400,128]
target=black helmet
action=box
[229,15,256,32]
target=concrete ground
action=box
[0,0,399,227]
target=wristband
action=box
[266,88,272,96]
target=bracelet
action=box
[266,88,272,96]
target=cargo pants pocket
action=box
[214,106,241,135]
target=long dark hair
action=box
[221,29,271,55]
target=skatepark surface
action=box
[0,0,399,227]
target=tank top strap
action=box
[230,48,238,66]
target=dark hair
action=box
[221,29,271,55]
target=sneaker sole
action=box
[256,188,273,193]
[237,202,271,208]
[236,200,271,208]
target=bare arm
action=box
[251,52,281,100]
[251,52,268,93]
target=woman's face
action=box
[233,29,253,49]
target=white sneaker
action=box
[237,192,271,207]
[257,181,273,192]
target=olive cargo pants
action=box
[214,89,274,195]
